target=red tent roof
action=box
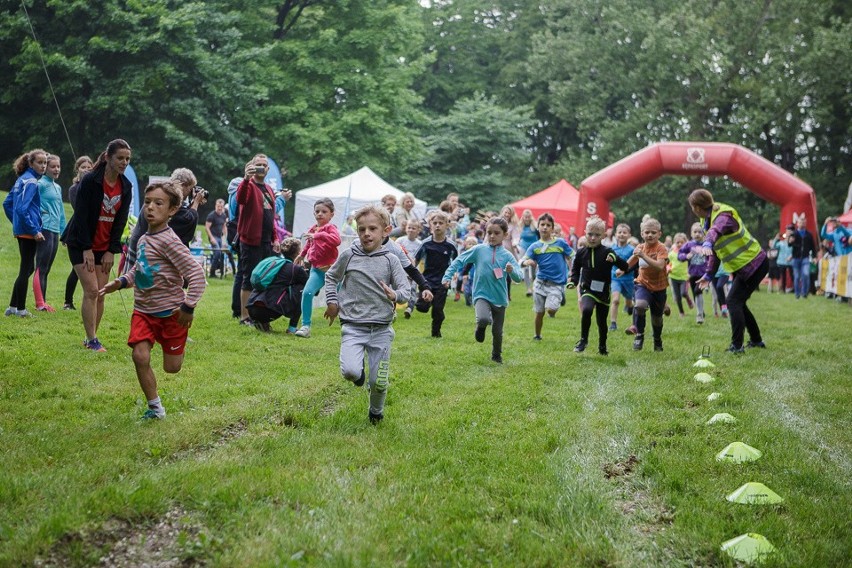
[511,179,614,231]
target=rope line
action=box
[20,1,77,160]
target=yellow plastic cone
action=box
[694,359,715,368]
[726,482,784,505]
[720,533,776,563]
[694,372,715,383]
[707,413,737,425]
[716,442,762,463]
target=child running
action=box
[617,218,669,351]
[609,223,635,331]
[668,232,693,317]
[678,222,708,324]
[294,198,341,338]
[442,217,522,364]
[567,216,629,355]
[323,205,409,424]
[396,219,425,319]
[100,181,207,420]
[519,213,573,340]
[414,211,458,338]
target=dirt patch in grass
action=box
[34,506,215,567]
[602,454,639,479]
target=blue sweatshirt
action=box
[3,168,42,237]
[443,243,522,307]
[37,175,66,234]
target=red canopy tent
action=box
[511,179,614,232]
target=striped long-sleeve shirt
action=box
[124,227,206,315]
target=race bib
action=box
[590,280,605,292]
[493,266,503,279]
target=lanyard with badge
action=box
[491,246,503,279]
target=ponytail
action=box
[12,148,46,177]
[92,138,131,173]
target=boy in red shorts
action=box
[101,181,206,419]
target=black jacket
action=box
[61,168,132,253]
[788,229,816,259]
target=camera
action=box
[253,165,266,175]
[191,185,209,201]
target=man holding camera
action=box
[236,153,280,324]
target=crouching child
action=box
[323,205,409,424]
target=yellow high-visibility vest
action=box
[710,203,762,272]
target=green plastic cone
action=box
[694,372,715,383]
[726,482,784,505]
[707,392,721,401]
[694,359,715,368]
[716,442,762,463]
[707,413,737,425]
[721,533,776,563]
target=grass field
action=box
[1,199,850,566]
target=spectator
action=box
[63,155,94,310]
[4,148,48,317]
[820,216,852,256]
[206,199,228,278]
[788,217,816,299]
[772,228,794,293]
[33,153,66,312]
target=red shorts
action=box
[128,310,188,355]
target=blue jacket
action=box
[821,221,852,256]
[38,175,66,234]
[3,168,42,237]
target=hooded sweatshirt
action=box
[324,241,409,326]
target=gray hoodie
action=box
[324,241,409,325]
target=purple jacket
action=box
[677,240,707,279]
[700,212,766,280]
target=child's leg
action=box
[490,304,506,361]
[474,298,491,343]
[131,340,165,418]
[365,325,394,418]
[531,280,546,337]
[594,300,609,351]
[609,289,621,325]
[633,286,650,335]
[579,296,595,341]
[670,278,686,315]
[534,311,545,337]
[430,286,448,336]
[339,323,369,383]
[299,267,326,328]
[649,291,666,344]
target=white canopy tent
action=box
[291,166,427,237]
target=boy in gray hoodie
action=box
[324,205,409,424]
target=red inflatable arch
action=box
[576,142,817,236]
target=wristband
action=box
[118,276,129,289]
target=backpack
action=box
[251,256,291,291]
[247,261,303,319]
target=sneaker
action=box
[286,326,297,334]
[36,304,56,313]
[746,340,766,349]
[369,411,384,424]
[63,303,76,311]
[294,325,311,338]
[633,334,644,351]
[475,325,486,343]
[432,331,442,338]
[84,338,107,352]
[239,318,254,326]
[663,305,671,317]
[16,309,33,318]
[609,322,617,331]
[533,335,542,341]
[725,344,745,354]
[625,305,634,316]
[454,292,461,302]
[721,306,729,318]
[598,347,609,356]
[525,290,533,297]
[686,297,694,309]
[491,354,503,364]
[574,339,587,353]
[4,307,17,316]
[354,369,366,387]
[653,339,663,352]
[141,408,165,420]
[253,320,271,333]
[404,308,412,319]
[625,325,638,336]
[696,314,705,325]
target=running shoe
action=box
[85,338,107,352]
[141,408,165,420]
[294,325,311,338]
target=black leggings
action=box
[579,296,609,348]
[10,238,38,310]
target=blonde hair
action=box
[585,216,606,234]
[429,210,450,224]
[170,167,197,188]
[464,236,478,248]
[354,204,390,227]
[673,232,688,245]
[616,223,631,234]
[690,222,704,236]
[280,237,302,259]
[641,217,661,233]
[145,181,183,208]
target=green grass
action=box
[1,195,850,566]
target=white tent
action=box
[292,166,427,237]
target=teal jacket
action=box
[38,175,66,234]
[443,243,522,307]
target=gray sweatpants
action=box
[474,299,506,358]
[340,323,394,416]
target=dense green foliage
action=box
[1,0,849,231]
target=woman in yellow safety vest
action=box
[687,189,769,354]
